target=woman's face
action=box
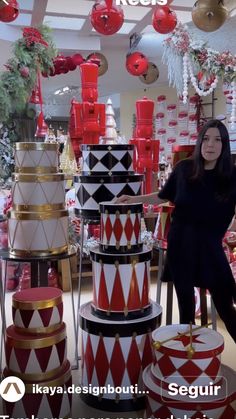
[201,127,222,168]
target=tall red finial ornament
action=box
[126,52,149,76]
[90,0,124,35]
[152,5,177,34]
[0,0,19,22]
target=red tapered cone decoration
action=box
[90,0,124,35]
[152,5,177,34]
[126,52,149,76]
[0,0,19,22]
[35,112,48,138]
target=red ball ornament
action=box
[152,5,177,34]
[126,52,149,76]
[0,0,19,22]
[71,53,84,67]
[90,0,124,35]
[20,66,29,78]
[66,56,77,71]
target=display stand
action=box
[0,246,79,371]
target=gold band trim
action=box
[25,367,72,392]
[8,361,67,382]
[7,327,66,349]
[14,322,62,335]
[15,166,58,174]
[13,295,62,310]
[15,143,58,151]
[13,173,65,182]
[13,203,65,212]
[9,245,68,257]
[8,209,68,220]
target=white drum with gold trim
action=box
[12,173,65,211]
[8,210,68,256]
[90,247,152,318]
[79,301,162,412]
[5,323,67,380]
[152,324,224,387]
[3,360,72,418]
[12,287,63,334]
[14,142,58,174]
[99,202,143,253]
[143,363,236,419]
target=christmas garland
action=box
[0,25,57,123]
[162,22,236,95]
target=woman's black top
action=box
[158,159,236,300]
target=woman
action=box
[116,119,236,343]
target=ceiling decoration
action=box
[0,0,19,22]
[90,0,124,35]
[192,0,228,32]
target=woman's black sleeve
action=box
[158,165,178,203]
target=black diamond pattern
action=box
[100,153,119,170]
[118,184,141,196]
[120,152,132,170]
[77,185,91,206]
[85,153,99,170]
[92,184,115,203]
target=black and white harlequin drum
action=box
[90,247,152,318]
[74,174,143,219]
[79,301,162,412]
[143,364,236,419]
[99,202,143,253]
[152,324,224,387]
[81,144,134,175]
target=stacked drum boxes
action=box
[79,201,162,411]
[3,287,72,418]
[143,324,236,418]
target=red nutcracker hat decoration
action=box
[90,0,124,35]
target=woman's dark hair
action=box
[190,119,234,199]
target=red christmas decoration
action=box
[152,5,177,34]
[35,111,48,138]
[66,56,77,71]
[71,53,84,67]
[90,0,124,35]
[29,86,41,104]
[0,0,19,22]
[20,66,29,78]
[126,52,149,76]
[22,27,48,47]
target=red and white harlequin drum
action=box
[152,324,224,387]
[3,360,72,418]
[5,323,67,380]
[99,202,143,253]
[155,202,174,247]
[12,287,63,334]
[143,363,236,419]
[90,247,152,318]
[79,301,162,411]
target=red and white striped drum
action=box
[155,202,174,247]
[152,324,224,387]
[99,202,143,253]
[90,247,152,318]
[3,360,72,418]
[143,363,236,419]
[14,142,59,174]
[12,287,63,334]
[79,301,162,411]
[5,323,67,380]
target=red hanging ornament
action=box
[52,55,67,75]
[20,66,30,78]
[0,0,19,22]
[90,0,124,35]
[35,111,48,138]
[152,5,177,34]
[126,52,149,76]
[71,53,84,67]
[66,56,77,71]
[29,86,41,104]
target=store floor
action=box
[1,274,236,418]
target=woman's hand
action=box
[113,195,138,204]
